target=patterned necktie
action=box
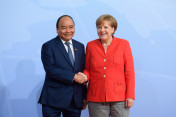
[65,42,74,67]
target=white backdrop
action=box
[0,0,176,117]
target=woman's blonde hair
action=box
[96,14,118,35]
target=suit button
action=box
[104,59,106,62]
[104,75,106,78]
[104,67,106,69]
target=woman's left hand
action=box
[126,98,134,108]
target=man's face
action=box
[57,17,75,41]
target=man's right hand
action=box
[73,72,87,84]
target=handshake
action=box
[73,72,88,84]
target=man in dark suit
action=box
[38,15,87,117]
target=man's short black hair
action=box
[56,15,75,29]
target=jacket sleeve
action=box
[41,43,75,85]
[82,84,87,99]
[83,43,90,82]
[124,41,135,99]
[82,44,87,99]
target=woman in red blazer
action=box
[83,14,135,117]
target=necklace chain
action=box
[102,44,110,47]
[100,37,113,48]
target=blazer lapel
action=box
[72,40,80,71]
[55,36,74,68]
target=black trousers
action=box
[42,100,81,117]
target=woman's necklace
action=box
[102,44,110,47]
[101,37,113,53]
[101,39,112,47]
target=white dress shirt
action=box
[60,38,75,61]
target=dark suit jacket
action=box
[38,36,86,109]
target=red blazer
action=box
[84,36,135,102]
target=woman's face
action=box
[97,20,114,41]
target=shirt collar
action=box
[60,38,73,45]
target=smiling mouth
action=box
[100,33,107,36]
[64,34,73,36]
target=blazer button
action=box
[104,75,106,78]
[104,59,106,62]
[104,67,106,69]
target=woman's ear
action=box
[112,27,115,35]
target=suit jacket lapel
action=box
[55,36,74,68]
[72,40,80,71]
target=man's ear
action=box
[56,28,59,34]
